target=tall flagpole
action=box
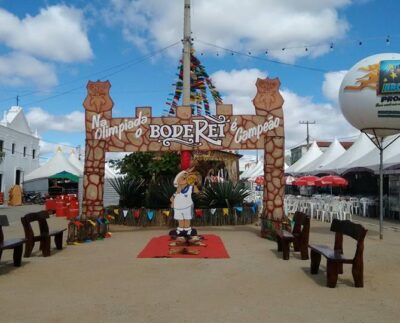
[181,0,192,170]
[182,0,191,106]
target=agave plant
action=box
[109,177,145,208]
[145,177,176,209]
[200,181,250,208]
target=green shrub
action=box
[145,178,176,209]
[109,177,145,208]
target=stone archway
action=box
[82,78,285,236]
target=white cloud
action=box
[0,52,57,88]
[322,70,347,103]
[211,68,267,114]
[211,68,358,148]
[105,0,351,62]
[0,5,93,63]
[282,89,358,147]
[26,107,84,133]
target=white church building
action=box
[0,106,40,200]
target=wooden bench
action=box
[21,211,66,257]
[276,211,310,260]
[0,215,25,267]
[309,219,367,288]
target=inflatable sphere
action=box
[339,53,400,137]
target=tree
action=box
[111,152,180,183]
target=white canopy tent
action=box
[299,139,346,174]
[243,161,288,181]
[320,133,375,174]
[384,151,400,170]
[68,150,118,178]
[24,148,81,182]
[286,141,323,175]
[245,160,263,179]
[240,160,263,179]
[343,135,400,174]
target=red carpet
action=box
[137,234,230,259]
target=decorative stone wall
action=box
[82,78,285,234]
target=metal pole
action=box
[181,0,192,170]
[182,0,191,106]
[299,121,316,150]
[379,146,384,240]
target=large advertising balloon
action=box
[339,53,400,137]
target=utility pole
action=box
[180,0,192,170]
[16,95,19,106]
[299,120,316,150]
[182,0,191,107]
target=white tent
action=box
[384,151,400,169]
[286,141,322,175]
[343,135,400,173]
[240,160,262,179]
[299,139,346,174]
[320,133,375,174]
[24,147,81,182]
[68,150,117,178]
[246,162,289,180]
[245,160,264,179]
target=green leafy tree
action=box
[111,152,180,183]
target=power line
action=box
[194,39,329,73]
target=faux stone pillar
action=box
[82,81,113,219]
[252,78,285,238]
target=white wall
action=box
[0,111,40,200]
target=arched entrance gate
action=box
[82,78,285,236]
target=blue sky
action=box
[0,0,398,161]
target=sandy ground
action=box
[1,206,400,323]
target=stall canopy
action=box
[286,141,322,175]
[320,133,375,174]
[299,139,346,174]
[49,171,79,182]
[24,147,81,182]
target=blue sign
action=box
[378,60,400,95]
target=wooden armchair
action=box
[21,211,66,257]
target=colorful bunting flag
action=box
[165,48,222,116]
[195,209,203,217]
[133,210,140,219]
[235,207,243,213]
[147,210,155,221]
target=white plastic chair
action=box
[341,201,352,221]
[328,201,341,222]
[319,203,331,222]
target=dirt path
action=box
[1,212,399,322]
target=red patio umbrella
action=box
[285,176,297,185]
[293,175,320,186]
[255,176,264,185]
[315,175,348,187]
